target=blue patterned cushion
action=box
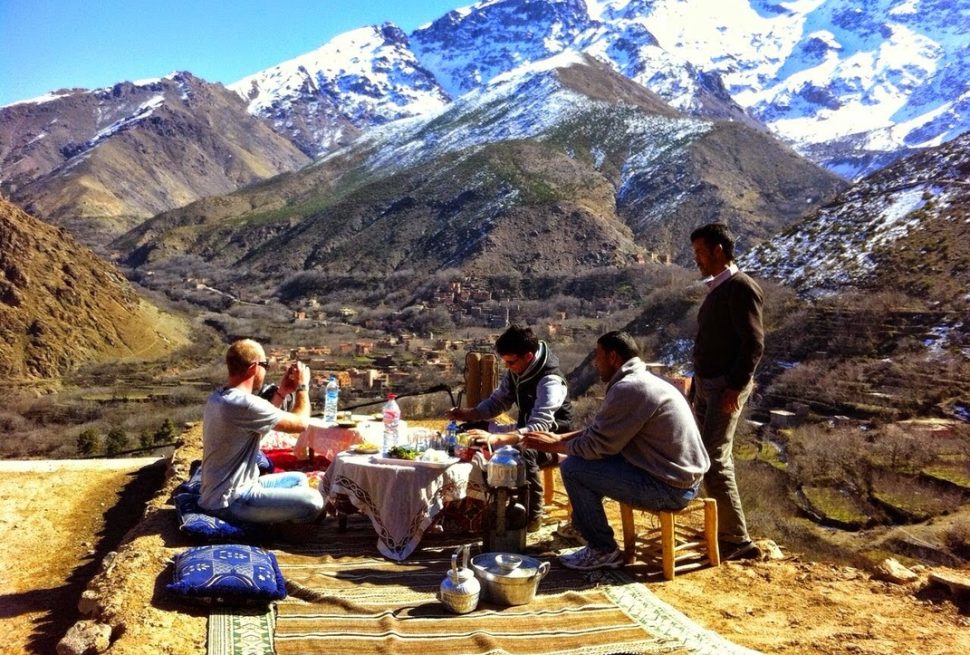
[167,544,286,606]
[173,493,250,541]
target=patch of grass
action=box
[921,463,970,489]
[756,440,788,471]
[735,441,759,461]
[870,472,965,521]
[801,486,871,528]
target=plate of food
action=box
[349,441,380,454]
[372,446,459,468]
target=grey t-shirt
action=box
[199,387,285,511]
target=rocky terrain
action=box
[0,197,190,380]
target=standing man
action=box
[448,325,572,532]
[523,331,709,570]
[690,223,764,560]
[199,339,324,525]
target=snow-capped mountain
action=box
[0,72,308,245]
[741,130,970,301]
[120,55,841,286]
[230,0,970,178]
[229,24,451,156]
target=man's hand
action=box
[720,388,742,414]
[279,361,309,396]
[465,429,519,451]
[447,407,475,421]
[522,431,566,453]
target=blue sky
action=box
[0,0,465,106]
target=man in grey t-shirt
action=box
[524,331,710,571]
[199,339,323,524]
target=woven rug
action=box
[208,606,275,655]
[270,516,761,655]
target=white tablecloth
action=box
[322,451,487,560]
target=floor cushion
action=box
[167,544,286,606]
[173,492,252,542]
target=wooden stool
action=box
[619,497,720,580]
[541,458,571,515]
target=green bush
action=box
[105,427,128,456]
[76,428,100,456]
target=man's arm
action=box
[447,371,514,422]
[521,429,581,454]
[724,276,764,412]
[273,362,312,433]
[521,375,567,432]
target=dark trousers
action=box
[517,445,556,522]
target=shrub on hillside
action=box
[105,427,129,456]
[76,428,100,456]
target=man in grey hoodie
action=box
[523,331,709,570]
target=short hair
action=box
[690,223,735,261]
[597,331,640,362]
[226,339,263,377]
[495,324,539,357]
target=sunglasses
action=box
[254,360,269,369]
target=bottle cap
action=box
[387,393,396,399]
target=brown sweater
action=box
[693,271,765,390]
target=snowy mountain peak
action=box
[227,0,968,179]
[228,23,450,156]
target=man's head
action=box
[495,324,538,375]
[225,339,268,388]
[593,331,640,382]
[690,222,735,277]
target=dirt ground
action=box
[1,430,968,655]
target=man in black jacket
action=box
[690,223,764,560]
[448,325,572,532]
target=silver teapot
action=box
[486,445,526,488]
[438,544,480,614]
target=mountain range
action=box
[0,72,308,244]
[2,0,967,244]
[231,0,970,178]
[116,54,844,299]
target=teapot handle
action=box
[451,546,461,577]
[536,561,551,581]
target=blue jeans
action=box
[227,471,324,524]
[561,454,699,552]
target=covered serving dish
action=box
[469,552,550,606]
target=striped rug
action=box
[272,516,760,655]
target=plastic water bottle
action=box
[382,394,401,454]
[444,420,459,456]
[324,375,339,425]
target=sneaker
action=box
[720,540,759,561]
[559,546,623,571]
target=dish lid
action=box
[471,552,543,579]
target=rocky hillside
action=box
[116,55,843,302]
[0,73,309,247]
[742,130,970,310]
[0,197,189,380]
